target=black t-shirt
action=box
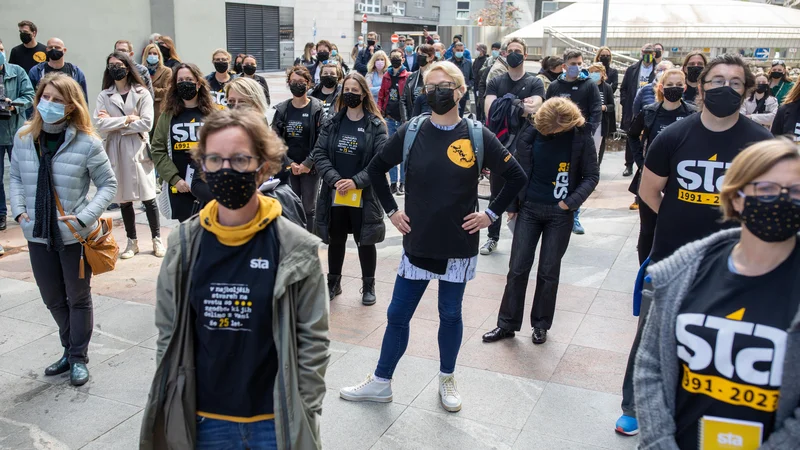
[310,88,337,116]
[644,114,772,262]
[486,72,545,102]
[43,62,72,77]
[206,75,230,109]
[169,107,205,221]
[334,116,367,180]
[284,102,313,164]
[386,73,403,120]
[650,107,690,142]
[9,43,47,73]
[375,120,516,259]
[526,131,572,204]
[674,238,800,449]
[191,225,280,419]
[684,85,699,104]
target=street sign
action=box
[391,34,400,44]
[671,47,679,52]
[478,17,483,26]
[754,47,770,60]
[361,14,368,35]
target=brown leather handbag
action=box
[53,191,119,279]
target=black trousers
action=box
[597,136,607,165]
[327,207,376,278]
[624,138,634,167]
[497,202,574,331]
[486,171,506,241]
[636,196,657,265]
[289,172,320,233]
[120,199,160,240]
[29,242,93,364]
[621,283,653,417]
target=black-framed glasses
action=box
[202,154,260,173]
[739,182,800,205]
[702,77,745,91]
[107,64,126,70]
[424,82,458,93]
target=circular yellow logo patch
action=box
[33,51,47,63]
[447,139,475,168]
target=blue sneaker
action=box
[615,414,639,436]
[572,217,585,235]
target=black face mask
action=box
[756,83,770,94]
[654,50,662,59]
[342,92,363,108]
[242,65,257,76]
[158,44,170,59]
[320,75,338,89]
[390,58,403,69]
[176,81,198,100]
[740,193,800,242]
[426,87,457,115]
[703,86,742,118]
[20,32,33,44]
[205,169,259,210]
[233,62,243,73]
[662,86,683,103]
[367,40,376,47]
[214,61,229,74]
[289,82,307,97]
[417,54,429,67]
[686,66,703,83]
[599,55,610,65]
[506,52,524,68]
[46,49,64,61]
[110,66,128,81]
[316,51,330,62]
[770,71,784,80]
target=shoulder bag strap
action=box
[51,186,86,244]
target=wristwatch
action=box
[485,209,498,223]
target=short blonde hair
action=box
[588,62,606,82]
[534,97,586,136]
[655,68,686,102]
[719,138,800,222]
[225,77,270,115]
[423,61,466,88]
[194,109,286,184]
[211,48,231,61]
[367,50,389,74]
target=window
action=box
[456,10,470,19]
[393,1,406,15]
[226,2,281,70]
[456,0,470,20]
[541,1,558,19]
[457,1,470,9]
[364,0,380,14]
[415,0,424,7]
[432,6,440,18]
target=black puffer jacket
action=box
[312,109,388,246]
[510,123,600,212]
[272,97,324,169]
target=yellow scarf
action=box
[199,195,283,246]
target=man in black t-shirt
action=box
[481,37,545,255]
[9,20,47,74]
[614,54,773,437]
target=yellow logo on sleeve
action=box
[447,139,475,168]
[33,51,47,63]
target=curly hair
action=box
[162,63,216,117]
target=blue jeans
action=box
[386,119,405,184]
[375,275,466,378]
[0,145,11,216]
[196,416,277,450]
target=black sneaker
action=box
[0,215,6,231]
[532,328,548,344]
[482,327,515,343]
[397,183,405,196]
[479,238,498,255]
[622,166,633,177]
[107,203,120,211]
[390,183,398,195]
[327,274,342,300]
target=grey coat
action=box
[634,228,800,450]
[9,126,117,245]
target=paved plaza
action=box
[1,72,643,450]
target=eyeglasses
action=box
[424,82,458,93]
[226,100,252,109]
[202,154,260,173]
[107,64,126,70]
[739,182,800,205]
[702,77,745,91]
[213,58,230,63]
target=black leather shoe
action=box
[70,363,89,386]
[622,166,633,177]
[44,355,70,376]
[532,328,548,344]
[361,277,376,306]
[482,327,515,343]
[0,215,6,231]
[327,274,342,300]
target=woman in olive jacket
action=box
[313,72,388,305]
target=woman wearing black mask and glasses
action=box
[234,54,271,106]
[310,61,343,118]
[313,72,387,304]
[682,50,707,105]
[769,60,795,105]
[272,65,324,232]
[151,63,216,222]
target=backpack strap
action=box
[402,115,428,178]
[464,117,484,171]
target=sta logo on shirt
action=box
[553,162,570,200]
[172,118,203,150]
[250,258,270,270]
[676,307,784,412]
[676,154,731,206]
[212,90,227,110]
[447,139,475,168]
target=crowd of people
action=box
[1,17,800,449]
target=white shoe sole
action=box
[339,391,393,403]
[441,400,462,412]
[479,247,494,255]
[615,427,639,436]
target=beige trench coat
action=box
[95,84,156,203]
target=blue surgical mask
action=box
[146,54,158,65]
[566,65,580,78]
[331,49,338,57]
[37,98,67,124]
[406,45,414,53]
[433,39,440,44]
[589,72,601,83]
[435,51,441,59]
[491,50,500,58]
[0,51,5,67]
[455,51,464,59]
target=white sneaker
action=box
[120,238,139,259]
[339,374,393,403]
[439,373,462,412]
[152,237,166,258]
